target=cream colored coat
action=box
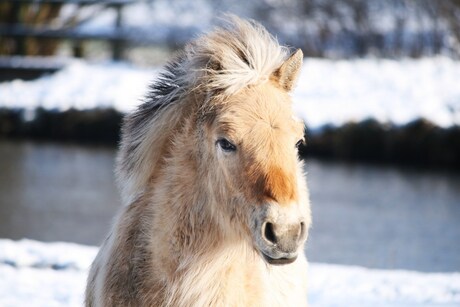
[86,16,311,307]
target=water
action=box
[305,160,460,272]
[0,141,459,272]
[0,141,121,245]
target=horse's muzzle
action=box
[258,220,306,265]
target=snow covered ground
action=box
[1,57,459,128]
[0,239,459,307]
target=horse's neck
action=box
[167,240,309,307]
[167,240,266,306]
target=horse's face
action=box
[204,78,310,265]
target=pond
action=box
[0,140,459,272]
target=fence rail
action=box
[0,0,137,60]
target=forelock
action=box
[185,16,289,98]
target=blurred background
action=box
[0,0,459,277]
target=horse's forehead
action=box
[219,83,300,135]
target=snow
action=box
[309,264,460,307]
[0,60,155,113]
[0,266,86,307]
[0,239,459,307]
[0,239,97,271]
[294,57,460,128]
[1,57,460,128]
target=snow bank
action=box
[0,60,154,113]
[0,265,86,307]
[309,264,460,307]
[1,58,460,128]
[296,57,460,128]
[0,239,97,271]
[0,239,459,307]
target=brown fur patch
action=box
[259,164,297,205]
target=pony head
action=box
[118,17,311,265]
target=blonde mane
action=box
[117,17,290,204]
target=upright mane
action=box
[117,17,290,204]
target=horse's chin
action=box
[261,252,298,266]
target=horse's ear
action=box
[272,49,303,92]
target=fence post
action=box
[112,3,124,61]
[10,2,26,55]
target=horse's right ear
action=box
[271,49,303,92]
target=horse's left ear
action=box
[272,49,303,92]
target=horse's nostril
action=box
[299,222,306,241]
[263,222,277,245]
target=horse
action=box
[86,16,311,306]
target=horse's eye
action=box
[296,139,305,149]
[217,138,236,152]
